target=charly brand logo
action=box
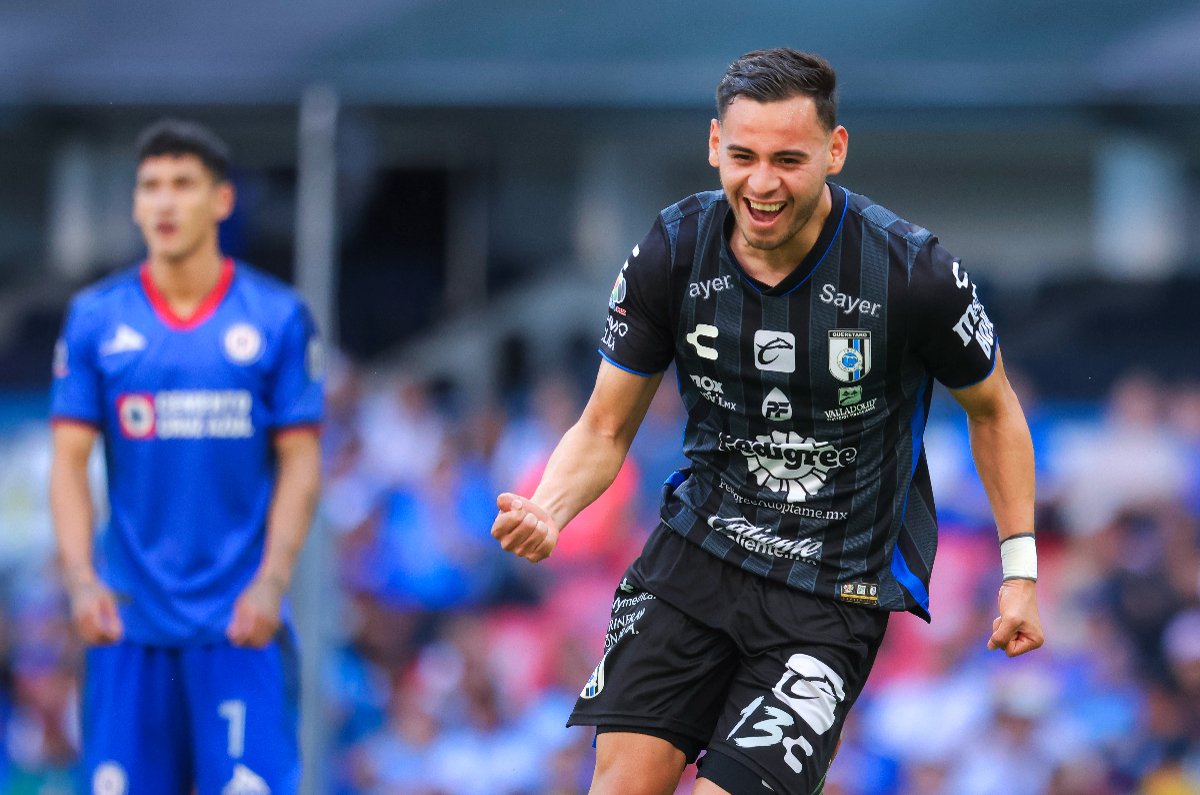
[719,431,857,503]
[609,244,637,315]
[754,330,795,373]
[223,324,263,365]
[686,324,719,361]
[762,387,792,422]
[827,330,871,383]
[952,259,971,289]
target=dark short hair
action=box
[135,118,231,182]
[716,49,838,131]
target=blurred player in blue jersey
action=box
[49,119,323,794]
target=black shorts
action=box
[568,526,889,795]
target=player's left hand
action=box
[226,576,285,648]
[987,578,1044,657]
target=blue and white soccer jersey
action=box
[52,259,322,793]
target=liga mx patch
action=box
[828,330,871,383]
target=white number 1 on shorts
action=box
[218,699,247,758]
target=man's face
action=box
[708,95,847,262]
[132,154,233,264]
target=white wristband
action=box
[1000,534,1037,582]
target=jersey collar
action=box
[140,257,235,331]
[724,182,849,297]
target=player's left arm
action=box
[226,427,320,648]
[949,349,1044,657]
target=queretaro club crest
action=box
[828,330,871,383]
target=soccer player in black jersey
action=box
[492,48,1043,795]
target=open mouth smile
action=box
[746,198,785,223]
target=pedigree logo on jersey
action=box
[719,430,857,503]
[223,324,263,365]
[827,330,871,383]
[117,394,156,439]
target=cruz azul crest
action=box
[827,330,871,383]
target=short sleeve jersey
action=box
[51,259,324,644]
[600,185,997,619]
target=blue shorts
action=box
[81,631,300,795]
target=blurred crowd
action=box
[1,361,1200,794]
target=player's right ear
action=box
[708,118,721,168]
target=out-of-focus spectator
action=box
[1055,373,1190,535]
[490,374,583,495]
[359,375,447,487]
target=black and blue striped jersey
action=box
[600,184,997,619]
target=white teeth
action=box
[748,200,784,212]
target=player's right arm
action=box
[492,361,663,563]
[50,421,123,644]
[494,218,674,562]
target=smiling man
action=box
[50,119,323,794]
[492,49,1043,795]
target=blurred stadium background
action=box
[3,2,1200,793]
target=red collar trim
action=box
[140,258,235,330]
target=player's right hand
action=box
[492,493,559,563]
[68,579,124,645]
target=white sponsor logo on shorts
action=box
[726,654,847,775]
